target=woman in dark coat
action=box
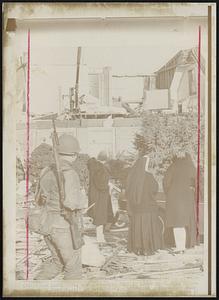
[87,154,114,242]
[126,156,163,255]
[163,152,197,251]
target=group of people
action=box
[33,133,199,280]
[126,153,198,256]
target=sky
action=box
[30,45,201,75]
[15,17,208,114]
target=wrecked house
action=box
[87,47,205,114]
[143,47,205,113]
[16,47,205,120]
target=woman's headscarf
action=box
[125,157,147,205]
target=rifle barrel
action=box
[52,118,59,144]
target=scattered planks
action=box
[105,264,203,279]
[16,193,204,281]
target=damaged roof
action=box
[155,47,205,74]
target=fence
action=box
[16,122,141,162]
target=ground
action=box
[16,195,204,287]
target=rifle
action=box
[51,118,65,202]
[51,118,84,250]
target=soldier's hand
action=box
[61,208,72,220]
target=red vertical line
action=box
[207,5,212,296]
[196,26,201,241]
[25,29,30,280]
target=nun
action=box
[126,156,163,256]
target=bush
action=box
[133,111,205,183]
[28,143,90,193]
[29,143,54,192]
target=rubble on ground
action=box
[16,193,204,281]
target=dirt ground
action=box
[16,199,204,285]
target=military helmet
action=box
[58,134,80,155]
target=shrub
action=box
[28,143,90,193]
[133,111,205,184]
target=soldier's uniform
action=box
[34,135,85,280]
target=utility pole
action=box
[75,47,82,112]
[69,87,74,113]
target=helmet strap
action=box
[59,152,78,156]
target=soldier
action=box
[34,134,85,280]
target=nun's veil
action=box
[125,157,147,205]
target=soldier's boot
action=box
[34,260,63,280]
[63,249,83,280]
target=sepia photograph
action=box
[3,2,216,297]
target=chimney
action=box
[102,66,112,106]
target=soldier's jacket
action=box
[35,159,85,230]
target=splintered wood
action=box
[16,193,204,281]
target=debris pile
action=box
[16,211,50,280]
[16,203,204,282]
[16,190,204,282]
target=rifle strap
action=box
[49,163,65,210]
[35,166,53,200]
